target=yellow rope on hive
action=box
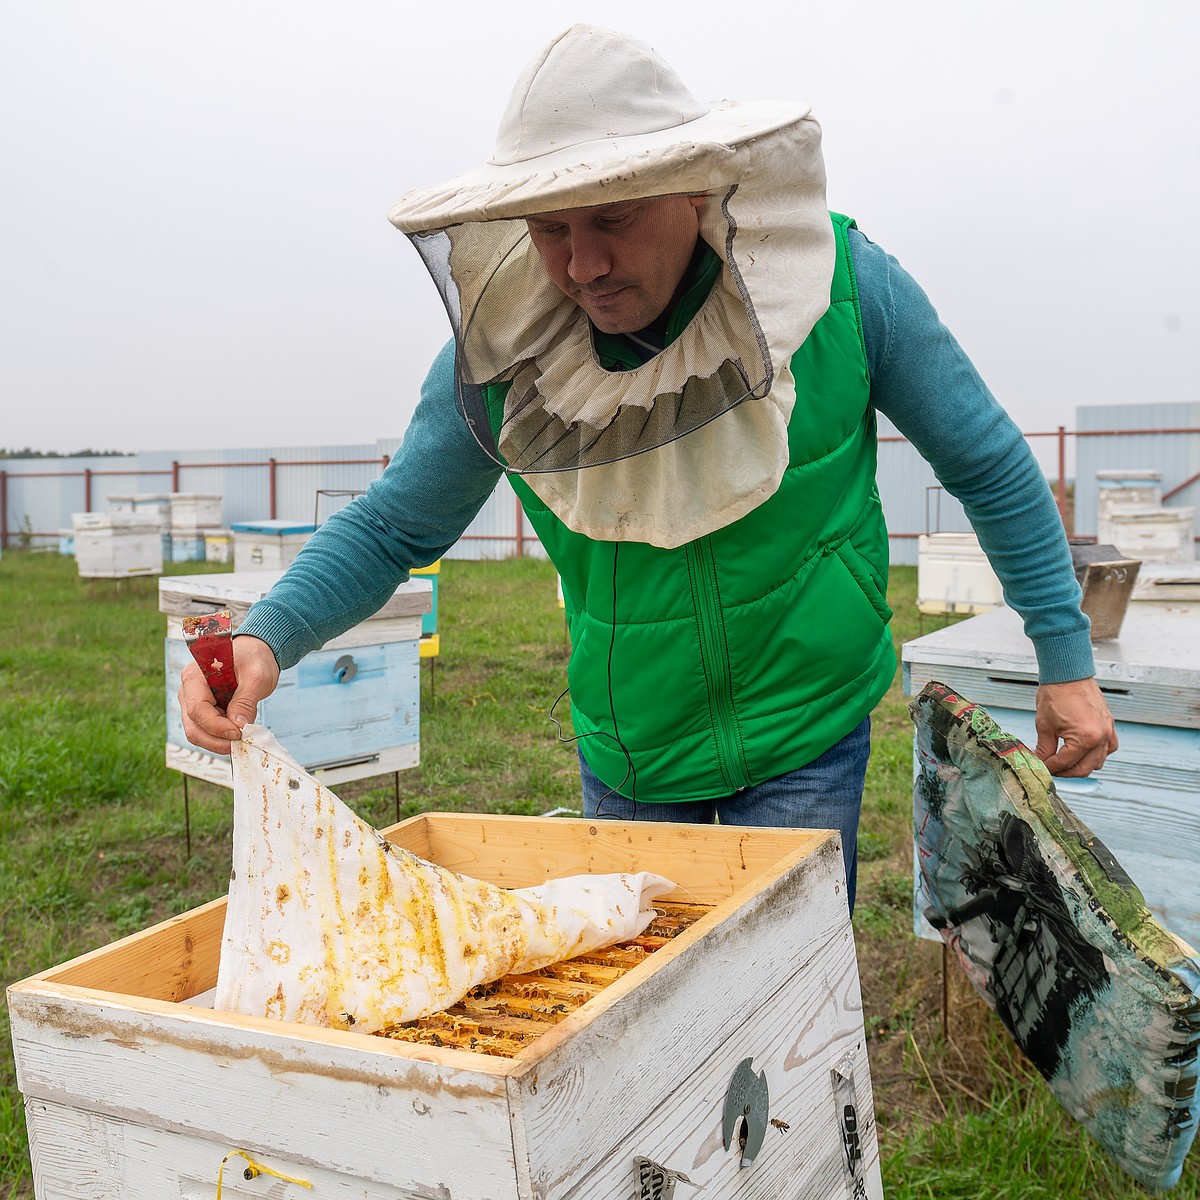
[216,1149,313,1197]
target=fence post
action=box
[84,468,93,513]
[515,497,525,558]
[0,470,7,551]
[1056,425,1067,528]
[172,460,181,491]
[269,457,278,519]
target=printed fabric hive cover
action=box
[214,725,675,1034]
[911,681,1200,1192]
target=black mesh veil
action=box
[406,197,773,476]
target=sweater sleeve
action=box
[235,340,504,670]
[848,228,1095,684]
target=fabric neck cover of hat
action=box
[389,25,835,548]
[911,681,1200,1193]
[214,726,676,1034]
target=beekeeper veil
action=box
[388,24,835,548]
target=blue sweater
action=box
[237,227,1094,686]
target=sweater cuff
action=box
[1031,628,1097,684]
[234,601,323,673]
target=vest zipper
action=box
[685,538,751,792]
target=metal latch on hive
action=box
[722,1057,769,1168]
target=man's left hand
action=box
[1034,677,1118,777]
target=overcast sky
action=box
[3,1,1196,460]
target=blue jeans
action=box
[579,717,871,913]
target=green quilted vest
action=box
[490,213,894,801]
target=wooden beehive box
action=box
[916,531,1003,616]
[72,511,163,578]
[230,520,317,572]
[9,815,881,1200]
[169,492,224,531]
[160,571,432,788]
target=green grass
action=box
[0,550,1194,1198]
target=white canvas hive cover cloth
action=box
[911,681,1200,1193]
[214,725,675,1034]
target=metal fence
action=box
[4,419,1198,564]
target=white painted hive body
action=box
[8,815,880,1200]
[916,531,1004,615]
[231,520,316,571]
[1103,507,1196,563]
[71,512,163,578]
[1132,561,1200,608]
[1095,469,1163,522]
[169,492,224,531]
[159,570,432,788]
[107,492,173,530]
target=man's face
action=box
[525,194,705,334]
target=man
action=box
[181,25,1116,911]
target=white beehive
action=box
[916,531,1004,615]
[107,492,172,530]
[1095,469,1163,521]
[8,815,881,1200]
[169,492,224,531]
[1104,507,1196,563]
[231,519,316,571]
[71,512,163,578]
[159,570,431,788]
[1132,561,1200,608]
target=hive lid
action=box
[71,511,161,531]
[911,681,1200,1192]
[230,519,317,535]
[158,572,431,620]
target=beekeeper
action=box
[180,24,1116,910]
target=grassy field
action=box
[0,550,1193,1198]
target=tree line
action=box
[0,448,127,460]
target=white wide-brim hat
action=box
[390,24,815,232]
[389,25,836,549]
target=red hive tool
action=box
[182,609,237,711]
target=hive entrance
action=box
[377,901,709,1057]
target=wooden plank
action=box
[26,1097,505,1200]
[38,898,226,1000]
[158,574,431,621]
[165,613,423,650]
[902,605,1200,728]
[166,740,420,790]
[9,985,520,1191]
[566,924,882,1200]
[904,659,1200,731]
[506,837,856,1193]
[382,812,433,860]
[411,813,831,899]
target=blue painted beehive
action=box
[158,570,432,789]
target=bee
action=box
[341,1012,357,1027]
[770,1118,791,1134]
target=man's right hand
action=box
[179,634,281,755]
